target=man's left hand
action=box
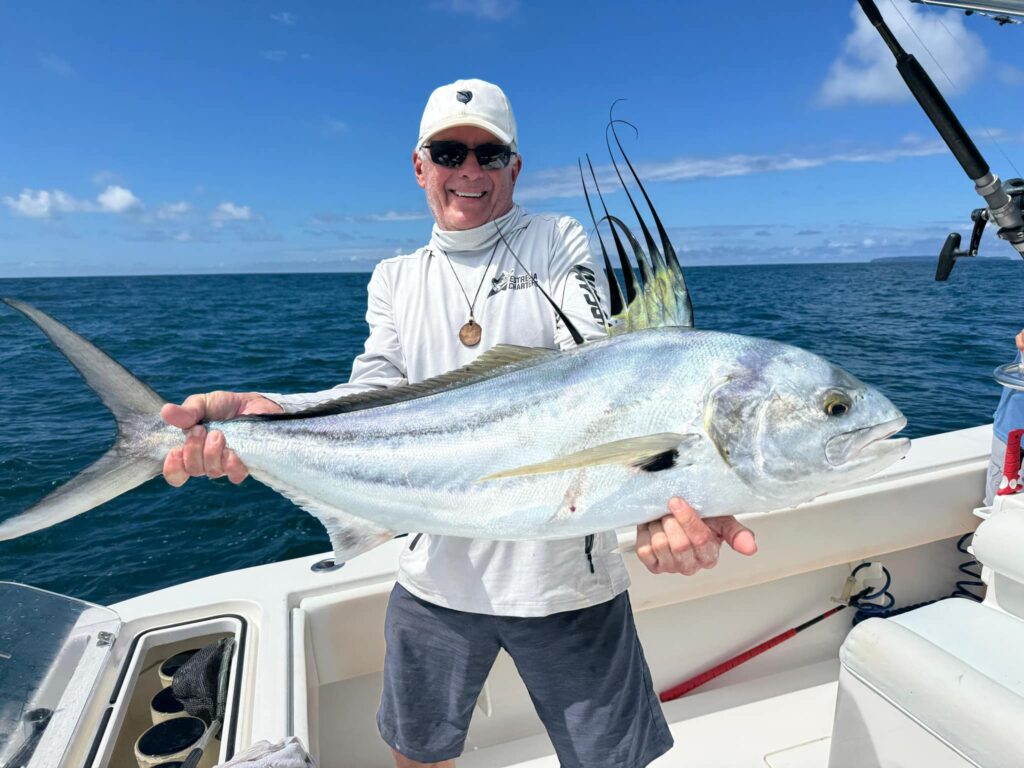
[635,497,757,575]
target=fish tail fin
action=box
[0,299,168,541]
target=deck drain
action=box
[311,557,345,573]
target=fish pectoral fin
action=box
[249,469,396,563]
[477,432,699,482]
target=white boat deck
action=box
[459,661,840,768]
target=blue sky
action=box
[2,0,1024,276]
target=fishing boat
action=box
[3,2,1023,766]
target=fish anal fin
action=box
[477,432,698,483]
[250,470,395,563]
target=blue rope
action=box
[950,532,985,602]
[849,534,984,626]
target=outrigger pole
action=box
[858,0,1024,279]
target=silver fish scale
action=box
[208,329,790,539]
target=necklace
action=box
[438,240,501,347]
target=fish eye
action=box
[824,392,851,417]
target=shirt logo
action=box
[572,265,606,322]
[457,90,473,104]
[488,270,537,297]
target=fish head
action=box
[704,342,909,506]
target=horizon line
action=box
[0,256,992,280]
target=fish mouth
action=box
[825,416,909,467]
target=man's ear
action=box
[510,154,522,185]
[413,150,427,189]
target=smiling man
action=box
[161,79,757,768]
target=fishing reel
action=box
[856,0,1024,281]
[936,176,1024,281]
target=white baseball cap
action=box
[417,78,518,150]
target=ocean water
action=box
[1,261,1022,606]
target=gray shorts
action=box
[376,583,673,767]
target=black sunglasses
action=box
[424,140,516,170]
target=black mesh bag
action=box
[171,637,235,726]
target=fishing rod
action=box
[858,0,1024,280]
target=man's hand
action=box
[161,391,283,486]
[1016,328,1024,354]
[636,497,757,575]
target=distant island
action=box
[869,255,1013,264]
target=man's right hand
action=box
[161,391,284,486]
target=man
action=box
[162,79,757,768]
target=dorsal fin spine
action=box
[588,154,639,304]
[579,157,624,318]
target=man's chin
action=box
[442,210,491,231]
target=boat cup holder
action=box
[158,649,199,688]
[134,715,206,767]
[150,686,187,725]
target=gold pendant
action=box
[459,319,482,347]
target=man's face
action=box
[414,125,522,231]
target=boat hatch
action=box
[0,582,121,768]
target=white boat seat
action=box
[972,504,1024,618]
[828,597,1024,767]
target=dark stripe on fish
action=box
[636,449,679,473]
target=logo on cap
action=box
[456,90,473,104]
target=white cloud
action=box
[431,0,518,20]
[260,49,288,62]
[517,135,952,201]
[97,185,142,213]
[313,209,430,224]
[820,1,988,106]
[271,11,296,24]
[322,118,349,137]
[998,64,1024,85]
[3,185,144,218]
[210,201,253,227]
[92,170,117,185]
[39,54,75,78]
[366,210,430,222]
[157,202,192,220]
[3,189,82,218]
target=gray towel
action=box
[216,737,317,768]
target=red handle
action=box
[659,628,796,702]
[998,428,1024,496]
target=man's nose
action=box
[458,150,484,178]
